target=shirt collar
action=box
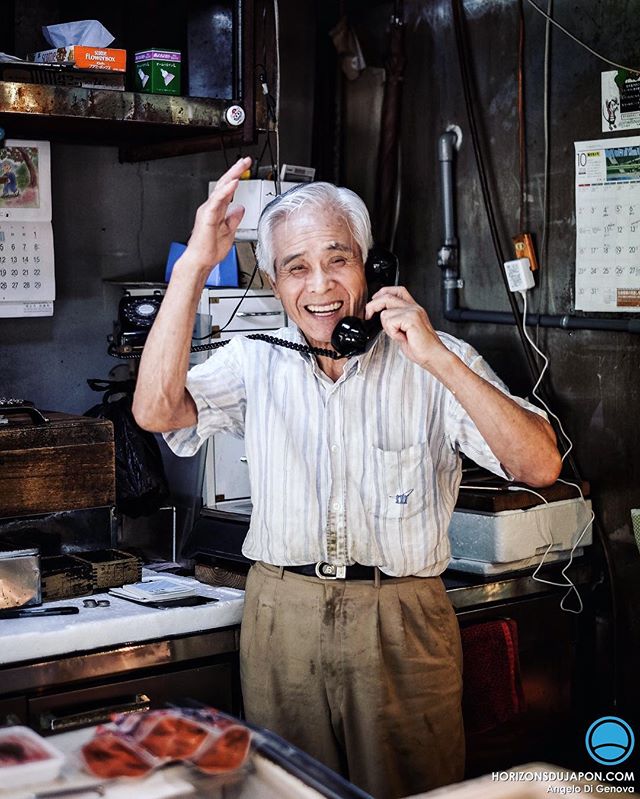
[352,330,384,375]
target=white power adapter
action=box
[504,257,535,292]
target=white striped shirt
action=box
[164,327,546,577]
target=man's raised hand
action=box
[184,156,252,274]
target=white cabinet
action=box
[198,284,284,507]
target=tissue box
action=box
[28,46,127,72]
[0,62,126,90]
[165,242,239,287]
[134,49,181,95]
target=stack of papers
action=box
[110,576,196,603]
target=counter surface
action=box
[0,559,593,667]
[0,574,244,666]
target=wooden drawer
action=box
[0,412,115,517]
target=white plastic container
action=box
[0,726,65,789]
[448,497,593,563]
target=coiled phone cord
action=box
[108,334,342,361]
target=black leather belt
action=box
[282,562,392,580]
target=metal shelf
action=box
[0,81,245,160]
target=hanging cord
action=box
[450,0,547,401]
[273,0,281,191]
[523,0,639,74]
[535,0,553,347]
[517,0,527,233]
[519,290,620,694]
[451,0,595,489]
[109,333,340,361]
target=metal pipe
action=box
[444,307,640,333]
[437,130,640,335]
[438,132,460,318]
[438,131,458,247]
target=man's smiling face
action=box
[269,207,368,352]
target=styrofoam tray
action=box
[448,498,592,563]
[0,726,64,789]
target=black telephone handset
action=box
[330,246,399,357]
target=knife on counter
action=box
[0,606,80,620]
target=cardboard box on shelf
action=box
[134,49,181,95]
[28,46,126,72]
[0,61,125,90]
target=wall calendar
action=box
[575,135,640,312]
[0,139,54,317]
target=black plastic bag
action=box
[85,379,170,518]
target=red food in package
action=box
[139,715,208,759]
[81,732,155,779]
[190,725,251,775]
[80,708,252,780]
[0,735,51,766]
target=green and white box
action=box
[134,49,181,95]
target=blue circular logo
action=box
[585,716,635,765]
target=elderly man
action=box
[133,156,561,798]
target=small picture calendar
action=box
[575,135,640,312]
[0,139,54,318]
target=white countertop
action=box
[0,573,244,665]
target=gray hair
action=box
[255,182,373,280]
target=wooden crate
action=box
[40,554,94,600]
[0,412,115,518]
[74,549,142,590]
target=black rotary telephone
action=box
[110,294,164,354]
[109,247,398,360]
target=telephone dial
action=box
[110,294,164,354]
[109,247,398,360]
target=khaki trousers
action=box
[240,562,465,799]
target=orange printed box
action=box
[28,46,127,72]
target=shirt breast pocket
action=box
[368,441,431,520]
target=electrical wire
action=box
[450,0,549,403]
[452,0,618,698]
[519,291,574,461]
[526,0,619,698]
[257,6,279,192]
[515,291,594,614]
[218,262,260,334]
[273,0,281,193]
[507,485,590,614]
[219,134,230,169]
[523,0,639,74]
[537,0,552,343]
[517,0,527,232]
[461,478,589,613]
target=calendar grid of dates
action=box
[0,222,55,304]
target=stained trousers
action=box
[239,561,465,799]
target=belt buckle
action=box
[315,562,346,580]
